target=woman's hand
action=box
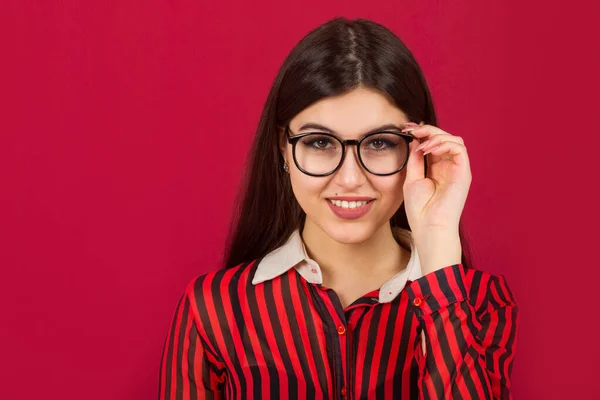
[402,122,472,274]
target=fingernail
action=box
[423,146,439,155]
[401,128,415,133]
[416,140,429,151]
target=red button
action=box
[413,297,423,306]
[337,325,346,335]
[311,268,318,274]
[340,387,347,397]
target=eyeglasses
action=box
[285,125,415,177]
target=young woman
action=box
[159,17,518,400]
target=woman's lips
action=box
[327,199,374,220]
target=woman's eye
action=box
[371,140,385,149]
[367,139,389,150]
[364,134,401,152]
[304,136,334,149]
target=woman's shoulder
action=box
[182,259,261,304]
[177,260,262,345]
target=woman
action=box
[159,17,518,400]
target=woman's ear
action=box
[277,125,288,159]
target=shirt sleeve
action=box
[159,284,226,400]
[405,264,519,400]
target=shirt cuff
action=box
[405,264,469,315]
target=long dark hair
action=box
[223,17,474,270]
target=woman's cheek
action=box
[373,177,405,213]
[290,175,329,210]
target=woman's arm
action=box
[406,264,519,400]
[159,285,225,400]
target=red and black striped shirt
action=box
[159,228,519,399]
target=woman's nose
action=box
[333,146,367,188]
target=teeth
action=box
[329,199,371,208]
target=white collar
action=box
[251,227,422,303]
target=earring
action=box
[283,161,289,173]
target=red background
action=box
[1,1,597,398]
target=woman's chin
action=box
[320,222,378,245]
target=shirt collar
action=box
[251,227,422,303]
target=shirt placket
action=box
[314,287,349,399]
[344,295,379,399]
[314,287,380,399]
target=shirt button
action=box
[413,297,423,306]
[337,325,346,335]
[340,387,347,397]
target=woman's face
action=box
[282,87,411,244]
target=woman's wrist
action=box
[414,229,462,275]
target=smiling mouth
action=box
[327,199,374,209]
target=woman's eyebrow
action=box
[298,122,406,135]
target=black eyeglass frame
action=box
[285,125,416,177]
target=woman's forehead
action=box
[291,87,408,136]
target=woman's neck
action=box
[301,219,410,307]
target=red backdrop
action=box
[1,1,597,398]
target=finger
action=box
[404,137,425,184]
[402,124,454,141]
[423,140,471,169]
[418,134,465,154]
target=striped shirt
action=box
[159,227,519,399]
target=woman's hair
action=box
[223,17,474,270]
